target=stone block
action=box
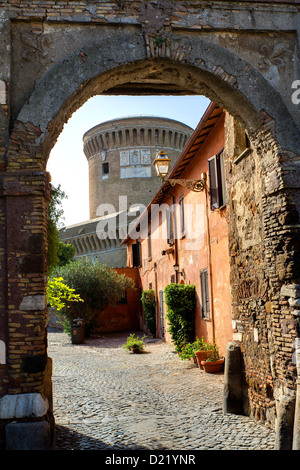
[5,420,52,450]
[19,295,46,311]
[281,284,300,299]
[275,395,295,450]
[223,342,243,415]
[0,393,48,419]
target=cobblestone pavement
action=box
[48,331,275,451]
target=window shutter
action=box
[179,196,185,237]
[208,156,219,210]
[167,207,174,245]
[200,269,210,319]
[138,241,141,266]
[219,151,227,206]
[148,232,151,260]
[204,271,210,317]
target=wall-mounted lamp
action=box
[174,264,185,277]
[153,150,207,192]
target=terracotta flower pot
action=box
[201,358,224,373]
[194,350,209,369]
[131,346,143,353]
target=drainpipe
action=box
[204,177,216,343]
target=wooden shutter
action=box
[219,150,227,206]
[166,207,174,245]
[147,232,151,260]
[208,156,219,210]
[208,150,227,209]
[179,196,185,238]
[200,269,210,319]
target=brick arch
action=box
[8,32,300,166]
[1,30,300,447]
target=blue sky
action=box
[47,94,210,227]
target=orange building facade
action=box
[122,103,233,357]
[94,267,141,334]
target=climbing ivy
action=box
[141,289,156,336]
[164,283,195,352]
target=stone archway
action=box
[11,32,300,159]
[1,23,300,449]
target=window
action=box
[132,241,141,267]
[200,269,210,319]
[170,274,175,284]
[166,206,174,245]
[208,150,227,210]
[102,162,109,179]
[179,195,185,238]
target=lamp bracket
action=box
[166,178,206,192]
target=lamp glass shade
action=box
[153,151,171,178]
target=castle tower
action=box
[83,116,193,218]
[60,116,193,267]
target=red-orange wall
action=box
[94,267,141,333]
[126,114,233,356]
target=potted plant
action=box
[178,338,203,364]
[201,342,224,373]
[194,337,212,369]
[122,333,146,354]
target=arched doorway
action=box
[1,31,299,448]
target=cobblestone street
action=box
[48,331,275,451]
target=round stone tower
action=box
[83,116,193,218]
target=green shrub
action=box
[164,283,195,352]
[122,333,146,353]
[178,337,203,360]
[141,289,156,336]
[47,276,83,312]
[178,336,214,360]
[51,258,135,336]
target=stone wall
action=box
[59,215,129,267]
[226,113,300,428]
[0,0,299,449]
